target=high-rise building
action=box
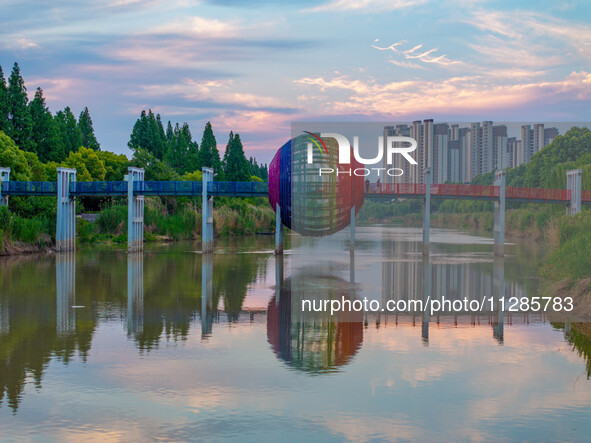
[534,123,545,153]
[448,139,462,183]
[383,124,414,184]
[450,124,459,141]
[482,121,493,174]
[493,125,508,170]
[434,123,449,184]
[507,137,518,169]
[518,125,533,166]
[469,122,480,180]
[423,119,434,182]
[460,128,471,183]
[544,127,559,146]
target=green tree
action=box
[197,121,222,178]
[164,122,199,175]
[128,110,167,160]
[223,132,250,182]
[28,88,64,162]
[62,147,106,182]
[78,107,100,151]
[0,65,9,134]
[55,107,82,156]
[7,62,35,152]
[97,150,129,181]
[131,148,178,181]
[0,130,31,180]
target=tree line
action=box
[0,61,268,183]
[127,110,268,182]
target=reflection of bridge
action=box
[0,166,587,256]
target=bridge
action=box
[0,166,587,255]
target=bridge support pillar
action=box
[56,168,76,252]
[0,167,10,206]
[274,203,283,255]
[494,170,506,257]
[202,167,214,253]
[350,205,355,253]
[126,167,145,252]
[566,169,582,215]
[422,168,431,256]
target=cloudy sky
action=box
[1,0,590,162]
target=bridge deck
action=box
[2,181,590,204]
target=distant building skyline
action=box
[384,121,561,184]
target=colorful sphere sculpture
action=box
[268,135,365,236]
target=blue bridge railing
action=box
[1,181,57,195]
[1,181,269,197]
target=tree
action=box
[97,150,129,181]
[0,130,31,180]
[131,148,178,181]
[78,107,100,151]
[28,88,64,162]
[222,132,250,182]
[7,62,35,152]
[164,122,199,175]
[197,121,222,178]
[62,147,107,181]
[0,65,9,134]
[249,156,268,181]
[128,109,167,160]
[55,107,82,156]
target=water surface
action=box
[0,227,590,442]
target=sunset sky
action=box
[1,0,590,162]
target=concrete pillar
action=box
[56,252,76,334]
[56,168,76,252]
[0,167,10,206]
[422,168,431,256]
[494,170,506,257]
[126,167,145,252]
[350,205,356,254]
[274,203,283,255]
[566,169,582,215]
[493,256,504,342]
[127,252,144,336]
[202,167,214,253]
[201,253,214,337]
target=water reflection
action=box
[267,254,364,374]
[127,253,144,337]
[0,227,590,440]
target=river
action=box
[0,227,590,441]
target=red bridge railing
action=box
[365,183,576,203]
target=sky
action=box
[1,0,590,163]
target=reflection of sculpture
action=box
[267,274,363,373]
[268,135,364,236]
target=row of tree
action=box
[128,110,268,182]
[0,63,100,163]
[0,61,269,183]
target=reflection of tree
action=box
[267,274,363,374]
[0,256,96,412]
[0,241,271,411]
[564,323,591,379]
